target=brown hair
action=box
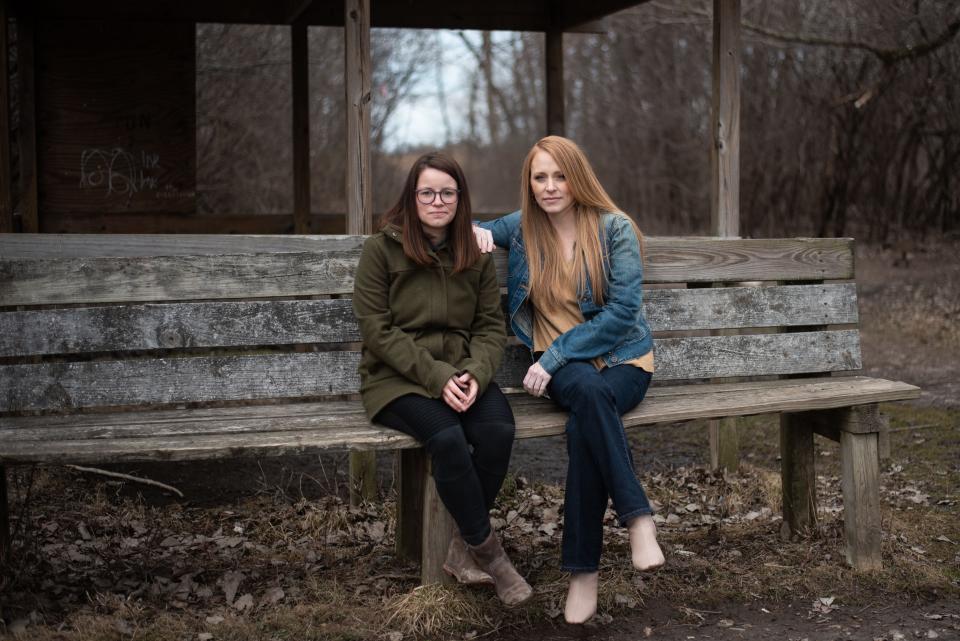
[381,152,480,273]
[520,136,644,309]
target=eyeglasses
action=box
[416,188,460,205]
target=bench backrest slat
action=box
[0,331,861,412]
[0,234,861,416]
[0,284,857,357]
[0,236,853,306]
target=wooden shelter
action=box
[0,0,744,468]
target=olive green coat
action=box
[353,224,507,420]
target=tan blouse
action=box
[530,259,654,373]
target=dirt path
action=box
[497,597,960,641]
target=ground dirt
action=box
[1,241,957,641]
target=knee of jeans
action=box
[424,426,472,478]
[564,377,613,409]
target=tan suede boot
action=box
[467,532,533,606]
[442,534,494,585]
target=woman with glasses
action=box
[353,152,532,606]
[473,136,663,623]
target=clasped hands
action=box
[443,371,479,412]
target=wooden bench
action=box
[0,234,919,579]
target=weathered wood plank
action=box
[0,377,920,463]
[0,234,367,258]
[0,252,361,305]
[0,330,865,411]
[0,299,359,356]
[1,284,858,357]
[0,237,853,305]
[643,238,853,283]
[0,352,361,412]
[650,330,863,380]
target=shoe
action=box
[467,532,534,606]
[442,533,494,585]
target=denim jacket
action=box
[479,210,653,375]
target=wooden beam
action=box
[0,465,9,565]
[546,30,565,136]
[708,0,743,470]
[292,21,311,234]
[0,0,13,233]
[710,0,741,236]
[15,10,37,232]
[345,0,372,235]
[345,0,375,504]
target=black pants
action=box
[375,383,516,546]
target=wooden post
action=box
[344,0,372,235]
[710,0,740,236]
[841,428,882,570]
[0,466,9,565]
[546,29,564,136]
[16,11,37,232]
[292,21,311,235]
[345,0,375,505]
[780,411,817,538]
[396,449,426,562]
[420,459,455,585]
[707,0,741,471]
[0,0,13,233]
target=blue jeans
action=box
[548,361,654,572]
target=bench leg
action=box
[396,449,426,563]
[396,449,454,584]
[841,429,882,570]
[710,417,740,472]
[349,451,377,506]
[420,464,454,585]
[792,405,884,570]
[780,412,817,538]
[1,465,9,565]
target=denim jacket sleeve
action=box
[477,210,522,248]
[538,215,646,374]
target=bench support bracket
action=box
[396,449,454,584]
[1,465,9,565]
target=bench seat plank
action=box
[0,376,919,464]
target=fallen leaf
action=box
[221,570,243,605]
[205,615,224,625]
[198,634,214,641]
[259,586,285,606]
[717,618,734,627]
[233,593,254,611]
